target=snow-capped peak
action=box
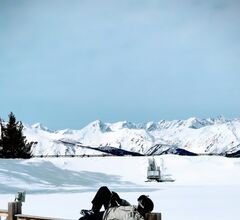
[109,121,137,131]
[31,123,50,131]
[83,120,111,133]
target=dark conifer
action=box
[0,112,33,158]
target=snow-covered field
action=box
[0,155,240,220]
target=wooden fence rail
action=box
[0,202,70,220]
[0,202,161,220]
[0,209,8,218]
[15,214,70,220]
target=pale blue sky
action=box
[0,0,240,130]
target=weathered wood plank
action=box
[8,202,22,220]
[15,214,72,220]
[145,212,161,220]
[0,209,8,217]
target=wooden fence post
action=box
[145,212,161,220]
[7,202,22,220]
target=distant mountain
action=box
[145,144,198,156]
[22,117,240,157]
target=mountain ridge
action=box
[22,117,240,157]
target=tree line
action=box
[0,112,35,159]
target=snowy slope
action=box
[22,117,240,156]
[0,155,240,220]
[1,155,240,194]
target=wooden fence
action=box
[0,202,70,220]
[0,202,161,220]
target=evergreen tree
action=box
[0,112,33,158]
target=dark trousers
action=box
[79,186,121,220]
[91,186,121,212]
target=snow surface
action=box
[0,155,240,220]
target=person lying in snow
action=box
[79,186,154,220]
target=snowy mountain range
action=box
[21,117,240,157]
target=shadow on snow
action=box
[0,160,159,194]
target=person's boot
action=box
[80,209,94,216]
